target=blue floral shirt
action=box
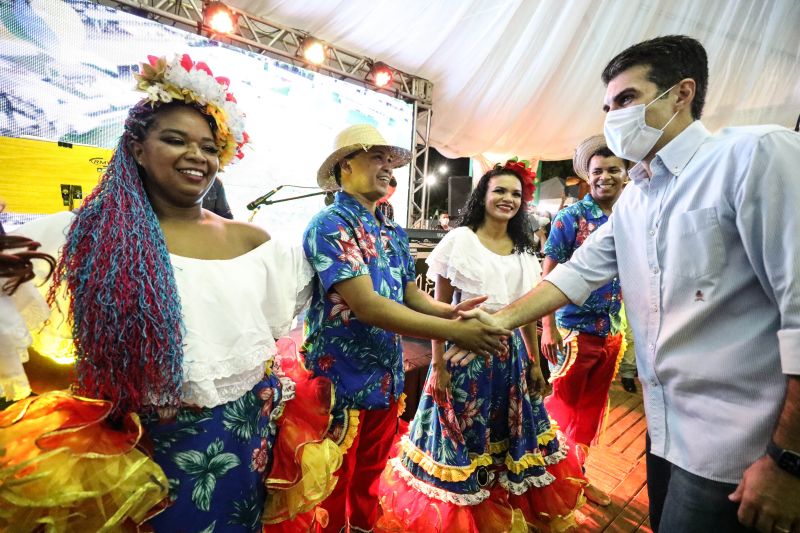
[544,194,621,336]
[301,191,415,410]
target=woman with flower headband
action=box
[0,55,338,532]
[378,161,587,532]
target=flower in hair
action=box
[134,54,248,168]
[496,157,536,203]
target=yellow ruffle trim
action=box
[397,393,407,417]
[504,451,547,474]
[263,438,343,523]
[399,437,493,483]
[337,408,361,453]
[547,329,580,383]
[0,392,168,532]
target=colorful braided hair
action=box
[49,55,249,416]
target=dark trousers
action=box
[646,433,753,533]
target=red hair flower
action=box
[498,157,536,203]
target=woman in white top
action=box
[0,55,336,532]
[379,161,586,532]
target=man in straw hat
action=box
[539,134,627,506]
[302,124,510,532]
[457,35,800,532]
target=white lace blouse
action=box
[15,212,313,408]
[425,226,542,313]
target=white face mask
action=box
[603,84,679,163]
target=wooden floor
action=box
[578,378,652,532]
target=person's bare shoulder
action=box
[224,219,271,250]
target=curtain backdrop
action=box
[232,0,800,161]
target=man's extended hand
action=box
[449,317,510,354]
[450,295,488,318]
[458,307,502,328]
[729,455,800,532]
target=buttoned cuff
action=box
[544,263,592,307]
[778,329,800,375]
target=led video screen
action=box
[0,0,414,238]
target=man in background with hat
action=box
[539,133,627,506]
[302,123,510,532]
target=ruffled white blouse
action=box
[14,212,313,408]
[425,227,541,313]
[0,282,50,400]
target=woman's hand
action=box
[527,364,549,398]
[430,361,451,405]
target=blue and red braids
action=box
[50,101,186,416]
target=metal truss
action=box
[96,0,433,106]
[407,101,432,227]
[96,0,435,225]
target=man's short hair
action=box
[332,151,358,186]
[589,146,631,170]
[601,35,708,120]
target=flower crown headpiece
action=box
[134,54,249,168]
[495,157,536,203]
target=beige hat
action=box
[317,124,412,190]
[572,134,609,181]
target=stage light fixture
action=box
[425,174,437,185]
[203,2,236,34]
[438,164,448,174]
[368,62,394,88]
[300,38,327,65]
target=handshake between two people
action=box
[444,298,509,367]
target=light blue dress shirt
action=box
[547,121,800,483]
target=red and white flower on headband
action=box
[135,54,249,168]
[497,157,537,204]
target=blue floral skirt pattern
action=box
[397,332,565,501]
[141,374,283,533]
[379,333,586,531]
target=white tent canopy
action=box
[233,0,800,161]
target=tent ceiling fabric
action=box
[232,0,800,160]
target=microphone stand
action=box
[261,191,327,205]
[248,191,329,222]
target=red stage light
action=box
[370,62,394,88]
[203,2,236,35]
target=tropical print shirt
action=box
[544,194,622,336]
[302,191,415,410]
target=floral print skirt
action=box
[142,374,284,533]
[378,333,587,533]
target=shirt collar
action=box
[578,193,605,219]
[335,191,395,228]
[629,120,711,186]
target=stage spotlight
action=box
[301,38,326,65]
[369,62,394,88]
[438,164,448,174]
[203,2,236,34]
[425,174,437,185]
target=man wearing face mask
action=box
[539,134,626,507]
[456,35,800,533]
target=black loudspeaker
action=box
[448,176,472,219]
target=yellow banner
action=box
[0,136,111,214]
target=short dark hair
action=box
[333,152,358,185]
[601,35,708,120]
[589,147,631,169]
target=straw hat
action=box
[317,124,412,190]
[572,134,609,181]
